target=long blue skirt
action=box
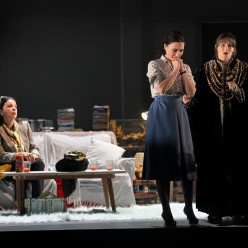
[142,95,197,181]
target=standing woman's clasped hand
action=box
[171,57,184,73]
[171,57,181,72]
[179,58,185,72]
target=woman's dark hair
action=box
[0,96,16,124]
[161,31,185,55]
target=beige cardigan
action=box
[0,120,40,163]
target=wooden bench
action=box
[2,169,126,215]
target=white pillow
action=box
[45,133,112,164]
[86,139,125,167]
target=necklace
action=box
[204,59,248,100]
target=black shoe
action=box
[208,215,222,224]
[183,207,199,225]
[161,213,177,227]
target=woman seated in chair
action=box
[0,96,45,209]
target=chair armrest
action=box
[115,158,135,182]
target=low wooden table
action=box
[2,169,126,215]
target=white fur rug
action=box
[0,203,207,224]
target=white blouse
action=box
[146,55,195,98]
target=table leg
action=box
[16,178,25,215]
[102,178,110,209]
[107,177,116,212]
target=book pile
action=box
[57,108,75,131]
[24,191,67,215]
[92,105,110,131]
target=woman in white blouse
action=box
[142,31,198,226]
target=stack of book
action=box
[24,191,67,215]
[92,105,110,131]
[57,108,75,131]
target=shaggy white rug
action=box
[0,203,208,224]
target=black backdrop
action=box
[1,0,248,130]
[0,0,122,130]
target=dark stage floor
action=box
[0,218,247,245]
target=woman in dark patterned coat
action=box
[189,33,248,224]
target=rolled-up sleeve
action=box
[185,64,196,85]
[147,60,164,89]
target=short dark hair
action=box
[161,31,185,55]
